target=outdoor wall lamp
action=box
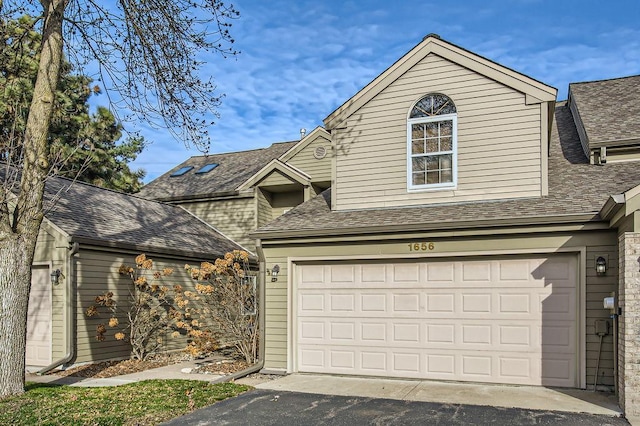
[50,269,62,285]
[596,256,607,275]
[271,265,280,282]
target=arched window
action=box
[407,93,457,190]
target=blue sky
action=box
[124,0,640,182]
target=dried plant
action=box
[86,254,183,360]
[185,250,258,364]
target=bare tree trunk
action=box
[0,0,65,398]
[0,238,35,397]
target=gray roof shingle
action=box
[138,141,298,201]
[255,102,640,237]
[43,176,245,258]
[570,75,640,146]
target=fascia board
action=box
[282,162,313,182]
[590,137,640,148]
[69,235,238,262]
[599,194,625,222]
[324,37,557,130]
[253,213,601,240]
[625,185,640,215]
[324,38,435,130]
[279,127,331,163]
[150,190,252,203]
[431,41,557,101]
[625,184,640,200]
[41,216,71,240]
[237,160,311,191]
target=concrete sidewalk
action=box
[255,374,622,417]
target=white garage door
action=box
[26,266,52,366]
[295,254,578,387]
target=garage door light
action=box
[596,257,607,275]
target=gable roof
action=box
[43,176,246,258]
[255,102,640,238]
[138,141,298,201]
[237,159,311,191]
[569,75,640,148]
[324,34,557,130]
[278,127,331,163]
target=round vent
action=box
[313,146,327,160]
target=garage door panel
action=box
[295,255,578,387]
[300,318,555,353]
[542,357,575,385]
[330,265,357,283]
[299,289,571,321]
[540,291,575,315]
[541,322,577,354]
[426,263,455,281]
[298,343,570,385]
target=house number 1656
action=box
[408,242,435,251]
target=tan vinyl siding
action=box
[617,212,640,234]
[585,244,618,388]
[180,197,255,252]
[264,256,289,370]
[285,134,332,183]
[259,171,297,187]
[257,189,273,228]
[262,229,617,388]
[257,189,305,227]
[75,248,220,363]
[333,54,543,211]
[271,191,304,220]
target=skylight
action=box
[170,166,194,177]
[195,163,219,174]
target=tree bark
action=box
[0,0,65,398]
[0,238,35,397]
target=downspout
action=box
[211,239,267,383]
[37,240,79,375]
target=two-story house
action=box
[141,34,640,417]
[247,35,640,416]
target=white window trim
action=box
[406,113,458,191]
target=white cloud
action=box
[130,0,640,182]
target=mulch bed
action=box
[191,359,250,375]
[51,350,250,379]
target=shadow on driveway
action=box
[162,389,628,425]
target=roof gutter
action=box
[37,240,80,375]
[210,238,267,383]
[67,236,243,264]
[591,137,640,149]
[252,212,603,240]
[150,189,254,204]
[599,194,626,221]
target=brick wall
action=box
[619,232,640,417]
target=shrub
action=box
[85,254,186,360]
[185,250,258,364]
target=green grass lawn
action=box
[0,380,249,425]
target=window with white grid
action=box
[407,94,457,190]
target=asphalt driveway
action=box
[163,389,628,425]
